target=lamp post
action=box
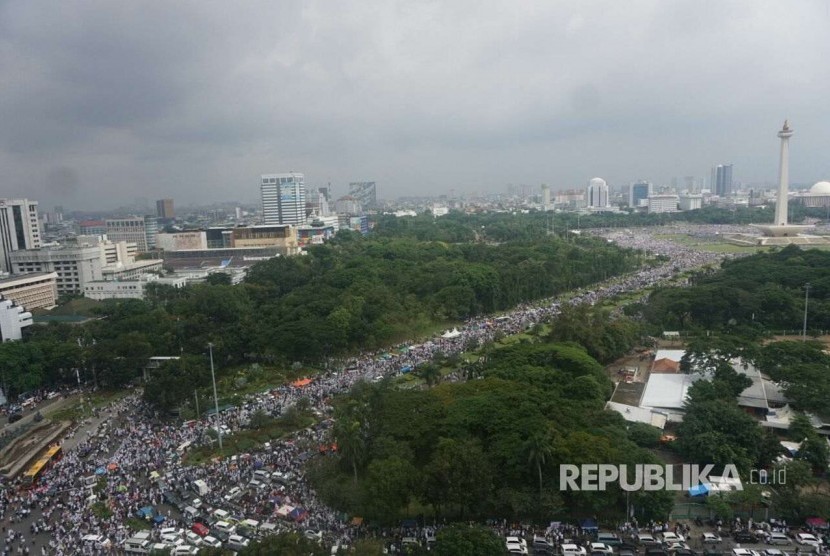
[802,283,810,341]
[208,343,223,450]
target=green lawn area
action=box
[46,390,129,422]
[183,409,316,465]
[32,297,102,317]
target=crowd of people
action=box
[0,226,756,554]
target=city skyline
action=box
[2,1,830,210]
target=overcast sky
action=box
[2,1,830,210]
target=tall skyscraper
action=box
[630,181,652,207]
[144,215,159,249]
[348,182,377,210]
[587,177,610,208]
[0,199,41,272]
[711,164,734,196]
[261,173,306,225]
[156,199,175,220]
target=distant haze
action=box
[1,1,829,209]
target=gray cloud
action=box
[1,0,829,209]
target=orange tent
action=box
[291,378,313,387]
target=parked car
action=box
[662,533,686,545]
[795,533,822,548]
[702,533,722,544]
[767,533,791,546]
[598,533,622,547]
[637,535,660,546]
[590,543,614,556]
[733,532,759,544]
[507,536,529,555]
[562,543,588,556]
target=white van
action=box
[192,479,209,496]
[227,534,250,549]
[241,518,260,530]
[214,520,236,535]
[223,486,243,502]
[212,508,230,521]
[124,537,151,554]
[183,506,199,521]
[260,522,278,535]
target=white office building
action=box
[261,173,306,226]
[0,199,41,272]
[0,297,32,341]
[587,177,610,209]
[84,274,187,301]
[678,195,703,211]
[648,194,680,214]
[9,237,163,295]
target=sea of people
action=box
[0,226,758,554]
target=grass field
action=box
[46,390,129,422]
[32,297,102,317]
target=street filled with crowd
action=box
[0,227,777,554]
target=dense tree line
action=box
[643,245,830,332]
[373,205,830,244]
[310,340,673,525]
[0,232,640,406]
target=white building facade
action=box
[0,297,32,341]
[587,178,610,208]
[648,194,680,214]
[678,195,703,211]
[9,238,163,295]
[83,274,187,301]
[261,173,306,226]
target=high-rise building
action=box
[0,199,41,273]
[144,215,159,250]
[106,217,148,251]
[711,164,734,196]
[587,178,610,208]
[156,199,175,220]
[261,173,306,226]
[630,181,652,208]
[348,182,377,210]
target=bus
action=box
[21,444,62,489]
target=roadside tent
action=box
[441,328,461,339]
[289,507,308,522]
[688,484,709,497]
[95,467,106,475]
[806,517,828,529]
[276,505,294,517]
[580,518,598,533]
[291,378,312,387]
[400,366,413,374]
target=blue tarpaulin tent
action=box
[688,484,710,497]
[580,518,598,532]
